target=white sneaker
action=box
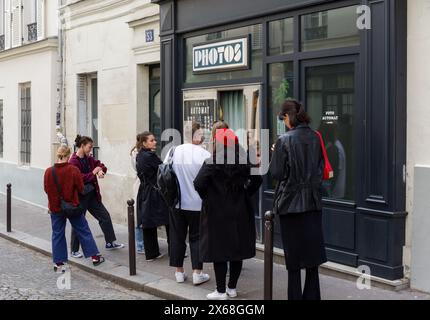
[207,290,227,300]
[193,272,210,285]
[70,251,83,258]
[226,287,237,298]
[175,272,187,283]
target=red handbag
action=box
[315,130,334,180]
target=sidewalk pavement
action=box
[1,194,429,300]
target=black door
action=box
[301,56,361,266]
[263,55,361,266]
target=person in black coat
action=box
[136,131,169,261]
[270,99,327,300]
[194,122,262,300]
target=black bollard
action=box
[6,184,11,233]
[264,211,274,300]
[127,199,136,276]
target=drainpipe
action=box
[56,0,67,145]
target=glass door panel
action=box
[303,61,356,201]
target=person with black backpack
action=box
[43,146,104,273]
[136,131,170,261]
[161,122,211,285]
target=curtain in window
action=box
[219,90,245,146]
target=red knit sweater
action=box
[44,163,84,213]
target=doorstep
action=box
[255,243,410,291]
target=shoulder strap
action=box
[51,166,64,200]
[168,147,176,166]
[314,130,328,159]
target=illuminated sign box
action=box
[192,37,249,73]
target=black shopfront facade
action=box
[153,0,407,281]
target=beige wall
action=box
[0,39,58,169]
[406,0,430,278]
[61,0,160,224]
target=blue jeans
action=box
[135,227,144,252]
[51,212,99,264]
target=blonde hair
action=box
[57,146,71,160]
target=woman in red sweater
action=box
[44,146,104,272]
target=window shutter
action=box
[77,75,89,136]
[36,0,44,40]
[4,0,11,49]
[11,0,22,47]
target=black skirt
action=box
[279,210,327,270]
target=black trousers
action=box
[287,267,321,300]
[71,191,116,252]
[213,261,243,293]
[169,209,202,270]
[143,224,169,260]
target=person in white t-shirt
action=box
[165,122,211,285]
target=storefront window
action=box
[185,24,263,83]
[268,17,294,55]
[268,62,294,146]
[306,63,355,201]
[301,5,360,52]
[268,62,294,188]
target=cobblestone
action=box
[0,237,160,300]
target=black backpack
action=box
[157,147,181,209]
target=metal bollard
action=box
[6,184,12,233]
[264,210,274,300]
[127,199,136,276]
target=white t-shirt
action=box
[164,143,211,211]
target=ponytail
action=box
[75,135,93,148]
[296,103,311,124]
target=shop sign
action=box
[193,37,249,73]
[322,110,339,124]
[184,99,215,130]
[183,99,216,149]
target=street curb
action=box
[0,224,212,300]
[255,243,410,291]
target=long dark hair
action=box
[75,135,93,148]
[279,99,311,127]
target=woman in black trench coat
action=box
[194,121,262,300]
[136,131,169,261]
[269,99,327,300]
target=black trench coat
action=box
[136,148,169,229]
[193,161,262,263]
